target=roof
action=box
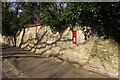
[26,23,41,28]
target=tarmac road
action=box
[2,44,116,79]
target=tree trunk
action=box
[19,28,25,48]
[13,35,16,47]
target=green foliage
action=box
[2,6,18,36]
[2,2,120,44]
[39,3,67,33]
[40,2,120,43]
[2,2,32,46]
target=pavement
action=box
[1,44,111,78]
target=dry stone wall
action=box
[1,26,118,78]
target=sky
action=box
[9,2,23,17]
[7,0,16,2]
[9,2,67,17]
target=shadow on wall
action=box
[16,25,99,64]
[3,25,99,60]
[18,26,73,58]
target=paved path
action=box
[2,45,109,78]
[2,59,27,78]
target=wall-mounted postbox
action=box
[72,31,77,44]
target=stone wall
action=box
[1,26,118,78]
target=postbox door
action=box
[72,31,77,44]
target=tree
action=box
[39,2,120,43]
[2,2,30,47]
[2,2,120,46]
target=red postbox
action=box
[72,31,77,44]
